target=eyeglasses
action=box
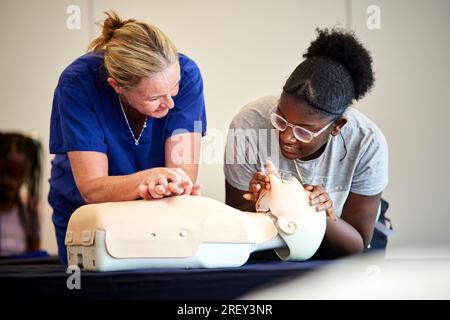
[270,112,334,143]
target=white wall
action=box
[350,0,450,248]
[0,0,448,255]
[0,0,91,253]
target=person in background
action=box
[0,132,41,256]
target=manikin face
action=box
[110,62,181,118]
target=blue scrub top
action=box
[48,52,206,262]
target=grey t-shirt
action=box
[224,95,388,217]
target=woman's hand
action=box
[138,167,202,200]
[243,160,279,202]
[304,185,337,221]
[243,171,271,202]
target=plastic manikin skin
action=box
[65,195,278,259]
[65,173,326,269]
[255,174,327,261]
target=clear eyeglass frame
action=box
[270,112,334,143]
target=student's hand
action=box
[138,167,202,199]
[243,171,270,202]
[304,185,337,221]
[243,160,279,202]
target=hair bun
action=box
[101,11,127,42]
[89,11,136,52]
[304,28,374,100]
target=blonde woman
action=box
[49,12,206,263]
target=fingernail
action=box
[317,206,322,211]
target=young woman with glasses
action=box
[224,28,388,258]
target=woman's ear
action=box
[107,77,123,94]
[330,117,347,136]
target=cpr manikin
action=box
[65,173,326,271]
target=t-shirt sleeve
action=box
[223,97,278,192]
[351,129,389,196]
[49,77,107,154]
[223,120,261,192]
[165,58,207,140]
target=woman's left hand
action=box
[138,167,202,199]
[304,185,337,221]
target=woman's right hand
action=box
[138,167,202,200]
[243,160,278,203]
[243,171,270,203]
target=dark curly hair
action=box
[0,132,42,252]
[283,28,375,117]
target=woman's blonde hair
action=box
[88,11,178,89]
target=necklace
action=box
[293,136,332,186]
[293,159,306,185]
[118,96,148,145]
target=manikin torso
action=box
[65,174,326,270]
